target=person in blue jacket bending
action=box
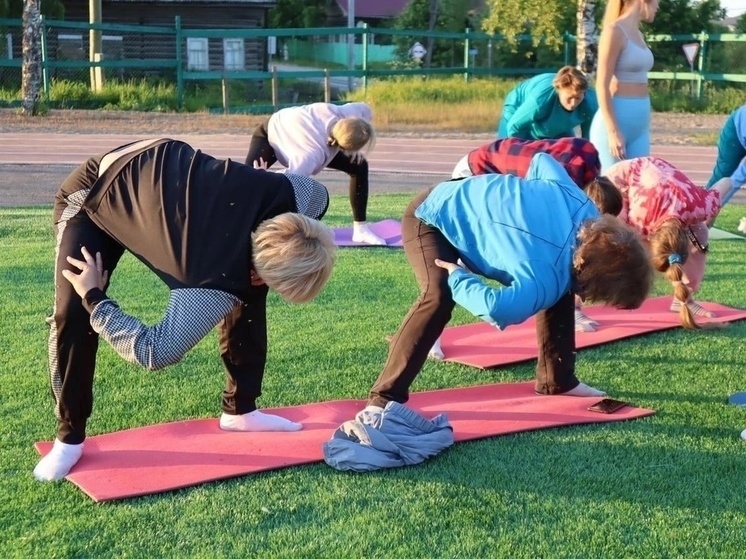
[497,66,598,140]
[365,153,653,410]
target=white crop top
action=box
[614,25,654,84]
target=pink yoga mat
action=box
[441,297,746,369]
[333,219,403,247]
[35,382,654,502]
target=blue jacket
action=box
[415,153,599,329]
[497,73,598,139]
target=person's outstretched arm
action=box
[61,247,240,369]
[84,288,239,370]
[505,84,553,138]
[595,25,626,159]
[436,259,560,329]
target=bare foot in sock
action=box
[352,223,386,246]
[670,298,716,318]
[561,382,607,397]
[219,410,302,432]
[574,309,598,332]
[428,337,445,360]
[33,439,84,481]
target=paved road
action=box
[1,133,740,206]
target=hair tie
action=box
[668,253,682,266]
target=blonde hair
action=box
[251,213,336,303]
[552,65,589,93]
[573,215,652,309]
[585,176,622,216]
[329,117,375,154]
[648,219,720,330]
[602,0,627,28]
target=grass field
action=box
[1,196,745,558]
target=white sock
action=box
[428,336,445,360]
[219,410,302,432]
[575,319,596,333]
[352,222,386,245]
[574,309,598,327]
[562,382,607,397]
[670,297,716,318]
[33,439,84,481]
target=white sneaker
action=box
[738,217,746,234]
[352,222,386,246]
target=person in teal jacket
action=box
[705,103,746,206]
[364,153,652,410]
[497,66,598,140]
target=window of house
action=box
[57,34,84,60]
[102,35,123,60]
[187,37,208,71]
[223,38,245,71]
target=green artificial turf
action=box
[1,198,744,558]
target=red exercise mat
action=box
[441,297,746,369]
[35,382,654,502]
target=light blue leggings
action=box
[589,96,651,172]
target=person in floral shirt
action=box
[604,156,732,328]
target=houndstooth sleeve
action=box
[89,288,240,370]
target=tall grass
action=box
[1,74,743,122]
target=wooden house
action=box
[58,1,277,73]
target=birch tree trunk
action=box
[21,0,43,116]
[576,0,598,76]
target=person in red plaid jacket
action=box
[454,137,597,188]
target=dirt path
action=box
[0,109,727,144]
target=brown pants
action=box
[368,189,579,406]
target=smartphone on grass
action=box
[587,398,629,414]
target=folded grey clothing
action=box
[323,401,454,472]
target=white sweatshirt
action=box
[267,102,372,176]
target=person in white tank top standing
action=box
[590,0,659,171]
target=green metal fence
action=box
[1,16,744,112]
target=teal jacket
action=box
[415,153,599,329]
[497,73,598,140]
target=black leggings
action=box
[246,121,369,221]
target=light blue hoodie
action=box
[415,153,599,329]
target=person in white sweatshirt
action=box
[246,102,384,245]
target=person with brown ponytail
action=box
[604,156,733,328]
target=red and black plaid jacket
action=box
[467,137,601,187]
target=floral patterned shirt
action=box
[604,157,721,237]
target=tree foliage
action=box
[482,0,728,52]
[737,13,746,33]
[0,0,64,19]
[481,0,572,49]
[391,0,473,66]
[268,0,326,28]
[643,0,725,34]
